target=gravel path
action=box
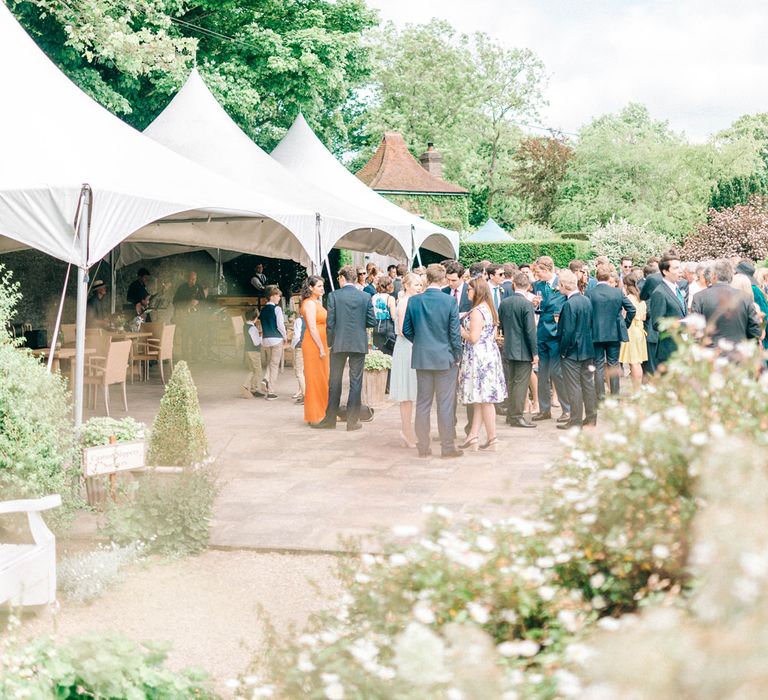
[20,550,343,693]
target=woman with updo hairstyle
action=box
[390,272,424,447]
[300,275,330,424]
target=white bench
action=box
[0,495,61,607]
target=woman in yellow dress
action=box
[300,276,330,424]
[619,271,647,391]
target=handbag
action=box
[375,317,397,353]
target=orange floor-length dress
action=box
[301,299,330,423]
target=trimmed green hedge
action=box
[559,232,590,241]
[459,239,592,268]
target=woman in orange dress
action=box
[300,275,330,424]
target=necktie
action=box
[493,287,499,308]
[676,287,686,313]
[453,288,459,304]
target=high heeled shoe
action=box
[479,437,498,452]
[459,436,479,451]
[399,431,417,448]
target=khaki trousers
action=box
[293,346,305,396]
[245,350,263,392]
[261,343,283,391]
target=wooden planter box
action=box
[362,368,388,408]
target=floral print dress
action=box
[458,304,508,405]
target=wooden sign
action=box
[83,441,146,477]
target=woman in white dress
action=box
[390,272,424,447]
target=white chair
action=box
[0,494,61,607]
[84,340,132,416]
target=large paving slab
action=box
[84,357,565,552]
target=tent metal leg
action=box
[73,186,92,428]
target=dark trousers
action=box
[562,357,597,426]
[504,359,533,419]
[415,368,457,453]
[538,338,570,414]
[593,341,621,401]
[643,341,658,376]
[325,351,365,425]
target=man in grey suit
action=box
[403,263,463,459]
[312,265,375,431]
[691,259,762,349]
[648,255,687,368]
[498,272,538,428]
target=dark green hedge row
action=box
[560,232,590,241]
[459,240,592,268]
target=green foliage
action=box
[384,193,470,232]
[104,466,218,556]
[363,20,546,230]
[364,350,392,371]
[337,249,354,268]
[709,173,768,210]
[0,619,217,698]
[80,416,145,448]
[588,218,674,266]
[148,361,207,467]
[0,266,80,528]
[512,222,559,241]
[58,542,144,603]
[253,336,768,698]
[10,0,377,153]
[459,240,591,268]
[552,103,763,240]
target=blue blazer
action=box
[403,288,462,369]
[557,293,595,360]
[533,277,566,341]
[442,282,472,313]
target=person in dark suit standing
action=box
[648,254,687,369]
[501,263,518,296]
[311,265,375,431]
[556,269,597,430]
[498,272,538,428]
[443,261,472,313]
[532,256,571,423]
[690,259,762,348]
[586,264,636,401]
[403,263,463,459]
[640,261,663,374]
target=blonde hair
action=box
[402,272,422,292]
[731,273,754,299]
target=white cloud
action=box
[367,0,768,142]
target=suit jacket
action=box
[640,272,663,302]
[690,283,762,344]
[498,292,537,361]
[678,279,690,306]
[442,282,472,313]
[326,284,375,353]
[403,287,462,369]
[502,280,514,296]
[533,277,566,341]
[557,293,595,360]
[649,280,687,362]
[586,283,636,344]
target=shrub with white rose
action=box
[245,331,768,699]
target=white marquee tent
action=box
[0,0,321,423]
[271,114,460,261]
[143,69,413,265]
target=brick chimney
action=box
[419,142,443,179]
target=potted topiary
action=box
[363,350,392,408]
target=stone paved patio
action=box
[84,357,565,552]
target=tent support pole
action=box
[48,264,72,373]
[324,256,334,291]
[74,185,92,429]
[110,248,117,314]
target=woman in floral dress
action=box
[458,277,507,451]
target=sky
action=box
[366,0,768,143]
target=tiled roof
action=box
[356,132,468,194]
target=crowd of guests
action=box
[237,251,767,458]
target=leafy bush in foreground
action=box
[245,334,768,698]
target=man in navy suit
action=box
[312,265,375,431]
[442,261,472,313]
[532,256,571,423]
[556,269,597,429]
[649,254,687,368]
[586,264,635,401]
[404,263,463,459]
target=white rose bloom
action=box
[590,573,606,589]
[557,610,580,633]
[392,525,419,537]
[389,553,408,567]
[555,669,583,698]
[565,642,594,664]
[591,595,607,610]
[652,544,670,560]
[297,653,315,672]
[690,432,708,446]
[500,609,518,624]
[597,617,620,631]
[321,673,340,684]
[580,513,597,525]
[393,623,450,685]
[324,682,345,700]
[497,639,540,657]
[538,585,556,601]
[413,601,436,625]
[467,601,490,624]
[536,556,555,568]
[475,535,495,552]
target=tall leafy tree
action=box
[9,0,377,152]
[551,103,762,239]
[361,20,547,230]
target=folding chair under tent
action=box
[0,1,319,426]
[271,114,460,264]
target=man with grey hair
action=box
[691,259,762,347]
